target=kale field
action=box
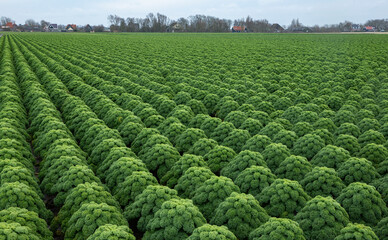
[0,32,387,239]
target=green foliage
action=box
[210,121,235,144]
[137,134,172,157]
[334,134,361,156]
[89,138,126,169]
[204,145,236,174]
[358,129,386,148]
[337,182,387,226]
[217,100,240,120]
[192,176,240,220]
[358,118,380,133]
[141,143,180,179]
[211,192,269,239]
[176,128,207,153]
[335,123,361,138]
[225,111,248,128]
[161,154,208,188]
[40,156,85,194]
[243,134,272,153]
[52,165,103,206]
[0,207,53,240]
[334,223,378,240]
[262,143,290,171]
[0,222,39,240]
[249,217,305,240]
[273,129,298,149]
[114,171,158,206]
[292,122,313,137]
[0,182,53,221]
[234,166,276,199]
[300,167,345,198]
[240,118,263,136]
[187,224,237,240]
[275,155,312,182]
[86,224,135,240]
[124,185,178,232]
[222,129,251,153]
[0,166,43,198]
[188,114,211,129]
[371,175,388,206]
[65,202,128,240]
[187,138,218,156]
[55,182,120,233]
[221,150,267,180]
[259,122,285,140]
[105,157,148,191]
[374,217,388,240]
[358,143,388,165]
[333,110,355,127]
[175,167,215,198]
[164,122,187,144]
[313,117,337,133]
[292,134,325,160]
[96,147,137,181]
[338,157,379,185]
[174,91,192,105]
[143,198,206,240]
[295,196,350,240]
[258,179,310,219]
[311,145,350,170]
[203,94,220,115]
[200,117,222,137]
[131,128,160,154]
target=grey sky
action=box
[1,0,387,26]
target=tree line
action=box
[2,15,388,33]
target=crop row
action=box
[1,33,387,239]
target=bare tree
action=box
[0,16,13,25]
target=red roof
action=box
[5,22,15,28]
[365,26,374,30]
[232,26,243,31]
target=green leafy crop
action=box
[65,202,128,240]
[124,185,179,232]
[0,207,53,240]
[334,223,378,240]
[262,143,290,171]
[204,145,236,174]
[300,167,345,198]
[55,182,120,233]
[210,122,235,144]
[86,224,135,240]
[176,128,207,153]
[141,143,180,179]
[221,150,267,181]
[249,217,305,240]
[0,182,53,222]
[52,165,103,206]
[161,154,208,188]
[211,192,269,239]
[223,129,251,153]
[275,155,312,182]
[337,182,387,226]
[175,167,215,198]
[358,143,388,165]
[105,157,148,191]
[114,171,158,206]
[187,224,237,240]
[273,130,298,149]
[234,166,276,200]
[338,157,379,185]
[192,176,240,220]
[143,198,206,240]
[243,134,272,153]
[0,222,39,240]
[292,134,325,160]
[311,145,350,170]
[258,179,310,219]
[295,196,350,240]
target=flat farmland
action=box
[0,33,387,239]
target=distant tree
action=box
[0,16,13,25]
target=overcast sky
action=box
[1,0,387,26]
